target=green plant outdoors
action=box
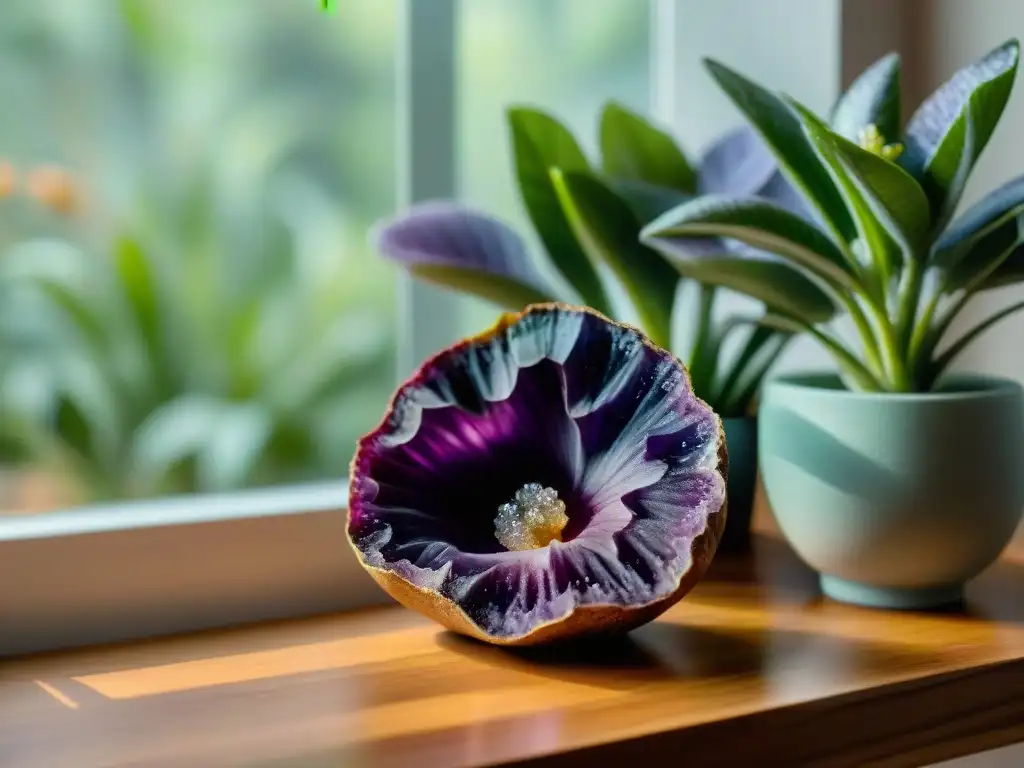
[0,0,400,505]
[377,103,816,418]
[643,39,1024,393]
[0,193,393,502]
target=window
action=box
[0,0,656,655]
[0,0,398,513]
[457,0,650,334]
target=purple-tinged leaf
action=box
[697,125,777,197]
[945,210,1024,291]
[934,173,1024,267]
[641,193,853,289]
[830,53,901,143]
[698,125,811,218]
[981,242,1024,290]
[703,59,857,244]
[694,126,815,260]
[799,101,931,254]
[374,202,559,309]
[901,39,1019,213]
[790,99,901,281]
[757,165,814,219]
[641,201,838,325]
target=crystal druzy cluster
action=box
[347,304,728,645]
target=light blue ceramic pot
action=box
[759,373,1024,610]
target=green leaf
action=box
[507,107,610,313]
[640,193,854,289]
[981,243,1024,290]
[703,58,856,244]
[686,286,719,401]
[901,39,1020,216]
[261,311,391,413]
[409,264,556,309]
[550,169,678,348]
[606,178,691,225]
[598,101,697,193]
[830,53,902,143]
[934,173,1024,268]
[641,238,837,326]
[945,212,1024,291]
[130,395,222,490]
[52,355,122,474]
[32,278,109,357]
[830,140,931,255]
[758,314,884,392]
[711,320,778,413]
[114,236,166,379]
[722,328,792,416]
[54,395,93,464]
[789,101,900,284]
[794,101,932,255]
[198,402,273,491]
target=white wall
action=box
[921,0,1024,383]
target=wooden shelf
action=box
[2,535,1022,767]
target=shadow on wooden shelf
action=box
[437,613,952,696]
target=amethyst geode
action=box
[348,304,728,645]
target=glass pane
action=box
[457,0,650,334]
[0,1,397,515]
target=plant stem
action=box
[715,325,777,415]
[687,286,718,398]
[914,290,971,384]
[722,333,792,415]
[808,326,885,391]
[908,292,941,383]
[837,293,885,378]
[863,299,909,391]
[760,314,884,392]
[928,298,1024,382]
[895,257,923,354]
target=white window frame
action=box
[0,0,899,657]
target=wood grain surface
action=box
[1,534,1021,768]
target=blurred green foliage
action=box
[0,0,648,508]
[0,0,398,502]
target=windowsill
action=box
[0,482,390,657]
[5,534,1023,767]
[0,482,351,540]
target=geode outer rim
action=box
[346,302,729,645]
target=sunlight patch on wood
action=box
[34,681,79,710]
[72,626,437,699]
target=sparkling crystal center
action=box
[494,482,568,551]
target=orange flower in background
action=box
[0,160,16,199]
[26,164,78,214]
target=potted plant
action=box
[373,104,807,551]
[642,40,1024,608]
